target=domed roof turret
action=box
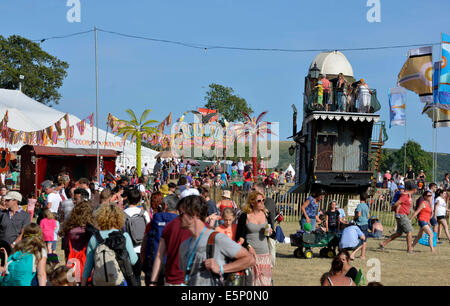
[309,51,354,77]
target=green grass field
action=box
[273,221,450,286]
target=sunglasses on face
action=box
[256,199,265,203]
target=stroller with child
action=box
[290,223,340,259]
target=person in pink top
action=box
[320,74,331,111]
[27,193,37,220]
[39,208,59,253]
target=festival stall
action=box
[0,89,159,171]
[17,145,119,198]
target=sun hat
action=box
[222,190,231,199]
[4,191,22,202]
[160,185,169,195]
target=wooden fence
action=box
[209,186,411,227]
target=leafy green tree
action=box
[380,141,433,178]
[0,35,69,106]
[117,109,159,176]
[204,83,253,124]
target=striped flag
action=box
[398,46,433,103]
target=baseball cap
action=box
[4,191,23,202]
[180,188,200,199]
[398,185,405,189]
[41,180,53,190]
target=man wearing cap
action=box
[0,191,31,248]
[379,181,417,253]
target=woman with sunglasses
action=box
[235,191,276,286]
[411,191,435,253]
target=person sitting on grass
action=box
[321,255,355,286]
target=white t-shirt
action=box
[123,206,150,254]
[85,188,92,200]
[237,162,245,171]
[142,167,149,176]
[435,197,447,217]
[47,192,62,214]
[138,184,146,194]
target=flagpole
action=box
[95,26,100,184]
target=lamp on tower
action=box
[309,62,320,79]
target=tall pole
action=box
[403,124,407,177]
[95,26,100,185]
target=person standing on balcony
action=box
[335,73,347,112]
[357,79,373,113]
[320,74,331,111]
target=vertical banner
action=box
[439,33,450,107]
[388,87,406,127]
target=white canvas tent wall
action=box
[0,89,158,171]
[284,164,295,177]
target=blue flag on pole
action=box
[389,87,406,127]
[439,33,450,107]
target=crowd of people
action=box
[0,157,449,287]
[297,173,450,286]
[0,159,287,286]
[311,73,374,113]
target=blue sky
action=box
[1,0,449,153]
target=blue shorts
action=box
[430,217,438,226]
[358,224,369,242]
[418,221,430,228]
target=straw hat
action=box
[222,190,231,199]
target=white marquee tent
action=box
[284,164,295,177]
[0,89,159,170]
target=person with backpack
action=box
[60,201,96,283]
[243,168,253,193]
[124,189,150,284]
[0,223,47,286]
[81,203,138,286]
[178,195,255,286]
[141,194,178,286]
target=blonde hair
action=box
[221,207,235,219]
[96,203,125,230]
[50,265,77,286]
[244,191,266,214]
[14,223,46,260]
[43,208,55,220]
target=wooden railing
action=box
[209,186,421,227]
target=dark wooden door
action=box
[316,135,335,171]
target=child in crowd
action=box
[45,253,60,285]
[39,208,59,254]
[27,193,37,220]
[215,208,239,242]
[50,265,77,286]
